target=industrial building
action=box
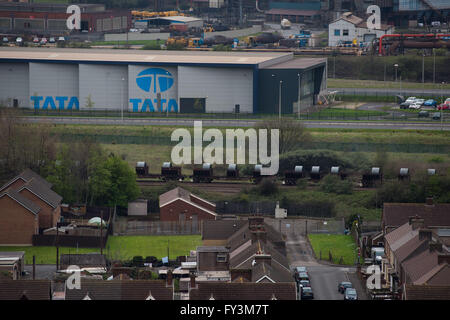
[0,47,327,114]
[0,2,131,34]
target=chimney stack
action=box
[437,254,450,265]
[409,215,425,230]
[189,272,196,289]
[254,254,272,266]
[419,229,432,241]
[166,269,173,286]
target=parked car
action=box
[49,37,56,43]
[414,99,425,106]
[432,112,441,120]
[298,280,311,288]
[437,103,449,110]
[423,99,437,107]
[295,266,308,274]
[15,37,23,44]
[399,101,411,109]
[57,36,65,42]
[32,37,39,44]
[445,98,450,104]
[301,286,314,299]
[2,37,8,43]
[338,281,353,293]
[405,97,417,104]
[409,102,422,109]
[418,110,429,118]
[298,272,309,281]
[344,288,358,300]
[40,37,47,45]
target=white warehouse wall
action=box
[0,62,29,108]
[29,63,78,110]
[178,66,253,113]
[79,64,128,110]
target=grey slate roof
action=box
[202,220,247,240]
[19,178,62,208]
[0,280,51,300]
[0,189,41,215]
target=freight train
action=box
[135,162,439,187]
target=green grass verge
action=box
[0,235,202,264]
[308,234,357,265]
[105,235,202,261]
[308,107,387,118]
[328,78,450,90]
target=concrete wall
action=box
[104,32,170,41]
[79,64,128,109]
[0,62,29,108]
[203,25,262,40]
[178,66,253,113]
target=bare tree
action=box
[256,118,311,155]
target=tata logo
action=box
[136,68,174,93]
[31,96,79,110]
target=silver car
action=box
[344,288,358,300]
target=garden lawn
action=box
[105,235,202,261]
[0,246,98,264]
[308,234,357,265]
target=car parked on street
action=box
[437,103,449,110]
[432,112,441,120]
[298,280,311,288]
[298,272,309,281]
[295,266,308,274]
[338,281,353,293]
[405,97,417,104]
[301,286,314,299]
[344,288,358,300]
[15,37,23,45]
[423,99,437,107]
[418,110,429,118]
[445,98,450,104]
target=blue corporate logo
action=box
[136,68,174,93]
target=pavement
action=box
[21,116,450,131]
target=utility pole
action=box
[433,48,436,84]
[279,80,283,120]
[422,51,425,84]
[297,73,301,119]
[56,222,59,271]
[100,210,103,255]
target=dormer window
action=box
[217,253,227,263]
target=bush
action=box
[132,256,144,267]
[320,175,353,195]
[279,150,353,174]
[257,178,278,196]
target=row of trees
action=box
[0,109,139,207]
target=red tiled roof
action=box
[0,280,51,300]
[64,280,173,300]
[189,282,296,300]
[382,203,450,229]
[159,187,216,216]
[404,284,450,300]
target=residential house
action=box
[64,279,174,300]
[403,284,450,300]
[0,252,25,280]
[328,12,394,47]
[196,246,229,272]
[0,280,52,300]
[189,282,297,300]
[159,187,217,222]
[0,169,62,245]
[201,220,247,246]
[381,201,450,236]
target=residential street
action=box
[286,232,365,300]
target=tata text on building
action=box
[0,48,327,114]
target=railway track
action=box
[136,179,375,194]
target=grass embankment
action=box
[0,235,202,264]
[328,78,450,90]
[308,234,357,265]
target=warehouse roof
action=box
[0,47,292,67]
[155,16,202,23]
[262,57,326,70]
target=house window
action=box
[334,29,340,36]
[343,29,349,36]
[217,253,227,263]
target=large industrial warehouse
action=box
[0,48,326,114]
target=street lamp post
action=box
[422,51,425,85]
[121,77,125,121]
[297,73,301,119]
[442,82,445,131]
[279,80,283,120]
[394,64,398,82]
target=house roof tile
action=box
[0,189,41,215]
[404,284,450,300]
[202,220,247,240]
[19,178,62,208]
[382,203,450,229]
[0,280,51,300]
[189,282,296,300]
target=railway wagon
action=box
[136,161,149,176]
[361,167,382,188]
[226,164,239,178]
[193,163,213,183]
[284,165,305,185]
[161,162,183,181]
